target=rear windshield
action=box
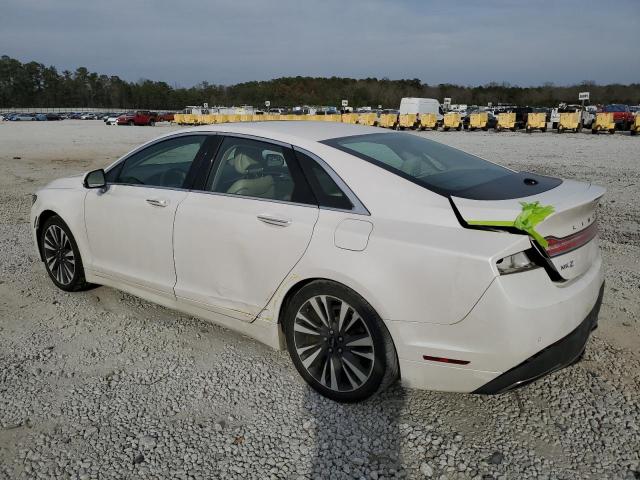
[321,132,561,200]
[604,105,626,112]
[322,132,511,195]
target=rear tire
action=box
[39,215,91,292]
[283,280,399,403]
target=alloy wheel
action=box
[293,295,375,392]
[43,224,76,285]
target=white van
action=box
[399,97,443,121]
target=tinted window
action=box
[114,135,206,188]
[207,137,316,205]
[321,132,561,200]
[296,151,353,210]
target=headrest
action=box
[233,147,260,174]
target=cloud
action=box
[1,0,638,86]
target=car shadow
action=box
[305,383,407,479]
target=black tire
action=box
[283,280,399,403]
[541,126,547,132]
[609,129,615,135]
[592,128,597,134]
[149,120,155,127]
[128,120,134,126]
[631,129,637,136]
[456,124,462,131]
[39,215,91,292]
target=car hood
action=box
[451,179,605,280]
[44,175,84,190]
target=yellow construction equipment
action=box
[495,112,516,132]
[173,113,185,124]
[468,112,488,131]
[592,112,615,134]
[557,112,581,133]
[631,114,640,136]
[443,113,462,131]
[526,113,547,133]
[398,114,417,129]
[418,113,438,130]
[357,113,377,126]
[378,113,397,128]
[226,114,240,123]
[341,113,358,124]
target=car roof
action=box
[180,121,391,144]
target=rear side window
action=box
[295,151,352,210]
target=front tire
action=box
[283,281,398,403]
[39,215,90,292]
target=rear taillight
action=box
[545,222,598,257]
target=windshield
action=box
[604,104,626,112]
[322,132,562,200]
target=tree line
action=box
[1,55,639,110]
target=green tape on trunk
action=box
[467,201,555,248]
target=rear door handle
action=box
[257,214,291,227]
[146,198,168,207]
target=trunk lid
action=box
[451,179,605,280]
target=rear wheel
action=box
[609,129,615,135]
[283,281,398,403]
[39,215,91,292]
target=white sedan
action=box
[31,122,605,402]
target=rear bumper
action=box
[387,251,604,393]
[473,282,604,394]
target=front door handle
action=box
[257,214,291,227]
[146,198,168,207]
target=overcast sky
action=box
[1,0,638,87]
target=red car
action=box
[117,110,157,126]
[602,104,634,130]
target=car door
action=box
[84,134,212,296]
[173,135,319,322]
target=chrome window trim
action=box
[187,189,319,210]
[292,146,370,216]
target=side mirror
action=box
[84,169,106,189]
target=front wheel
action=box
[283,281,399,403]
[39,215,91,292]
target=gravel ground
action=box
[0,120,638,480]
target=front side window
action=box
[206,137,315,205]
[322,132,561,200]
[113,135,206,188]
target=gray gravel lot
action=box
[0,121,638,479]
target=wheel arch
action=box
[276,277,399,353]
[36,209,62,260]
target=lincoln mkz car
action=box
[31,122,605,402]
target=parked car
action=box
[156,112,175,122]
[31,122,605,402]
[117,110,157,126]
[602,104,634,130]
[12,113,36,121]
[105,115,120,125]
[35,114,48,121]
[46,113,62,121]
[116,113,135,125]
